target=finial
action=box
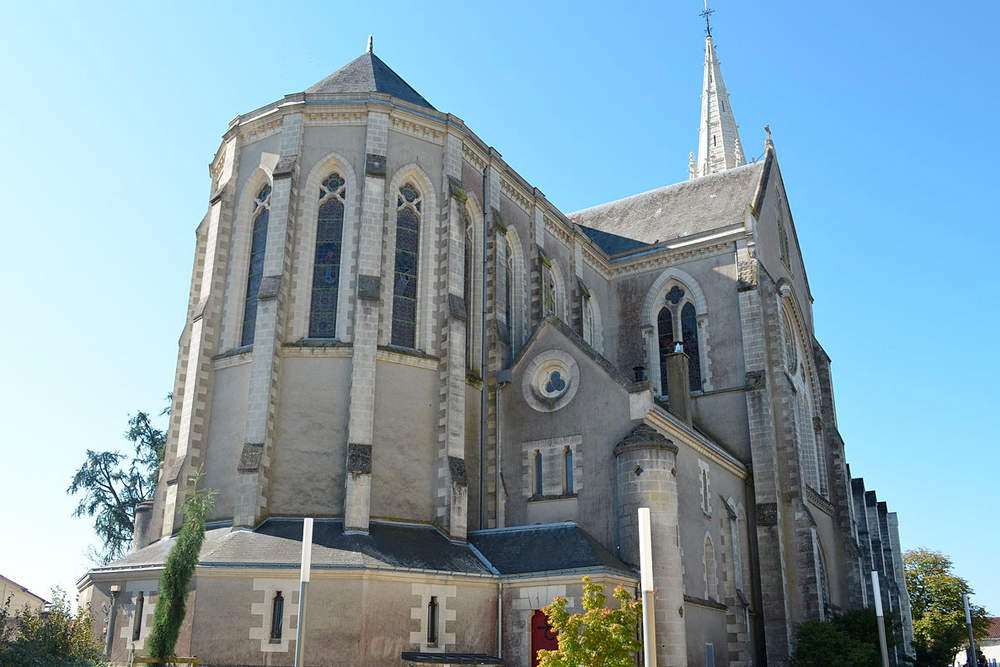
[734,138,745,166]
[700,1,715,37]
[366,35,373,53]
[688,152,697,180]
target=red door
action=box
[530,609,558,667]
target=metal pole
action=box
[871,571,891,667]
[638,508,657,667]
[294,518,314,667]
[964,594,978,667]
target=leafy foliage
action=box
[537,576,642,667]
[145,480,215,666]
[68,401,169,564]
[790,607,899,667]
[904,549,990,667]
[0,589,108,667]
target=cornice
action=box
[462,141,488,171]
[303,109,366,125]
[500,176,533,216]
[238,115,283,147]
[609,240,735,279]
[389,112,445,145]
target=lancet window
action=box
[542,264,556,317]
[241,183,271,346]
[392,182,421,348]
[464,211,474,369]
[563,447,574,494]
[309,173,346,338]
[269,591,284,641]
[655,284,703,394]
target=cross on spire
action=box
[700,1,715,37]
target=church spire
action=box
[694,6,746,179]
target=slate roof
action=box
[577,224,650,256]
[568,161,765,246]
[470,523,635,577]
[95,519,490,575]
[306,52,434,110]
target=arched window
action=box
[779,222,791,269]
[392,182,421,348]
[705,536,718,600]
[241,184,271,346]
[783,306,824,494]
[657,307,674,394]
[681,302,702,391]
[132,592,144,641]
[427,596,439,645]
[309,173,346,338]
[464,211,474,369]
[542,264,556,317]
[504,238,513,329]
[563,447,573,494]
[534,450,543,496]
[269,591,284,641]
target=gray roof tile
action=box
[306,52,434,110]
[568,162,765,246]
[470,523,634,576]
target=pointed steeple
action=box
[305,47,435,110]
[694,30,746,178]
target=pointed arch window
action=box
[542,264,556,317]
[563,447,574,494]
[132,592,145,641]
[657,307,674,393]
[681,302,702,391]
[704,536,718,600]
[427,596,439,646]
[269,591,284,641]
[534,450,543,496]
[309,173,346,338]
[392,182,421,348]
[464,211,474,369]
[241,184,271,346]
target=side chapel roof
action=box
[569,160,765,250]
[305,51,435,110]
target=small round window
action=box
[523,350,580,412]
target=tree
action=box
[145,479,215,666]
[790,607,900,667]
[0,589,108,667]
[68,400,169,564]
[536,576,642,667]
[904,549,990,667]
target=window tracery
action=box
[241,183,271,346]
[655,283,703,394]
[392,182,421,348]
[308,173,345,338]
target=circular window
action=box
[522,350,580,412]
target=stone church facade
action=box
[79,30,912,667]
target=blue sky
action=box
[1,0,997,616]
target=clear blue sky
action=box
[1,0,997,615]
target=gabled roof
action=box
[305,52,435,110]
[568,161,765,246]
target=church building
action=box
[79,24,913,667]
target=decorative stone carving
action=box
[238,443,264,473]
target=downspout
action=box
[497,580,504,659]
[480,167,489,529]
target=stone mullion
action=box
[341,112,389,534]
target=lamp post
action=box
[294,518,314,667]
[638,508,657,667]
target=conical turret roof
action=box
[305,50,435,110]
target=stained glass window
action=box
[391,182,421,348]
[657,307,674,395]
[681,302,702,391]
[464,212,474,369]
[309,173,346,338]
[241,184,271,346]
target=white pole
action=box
[294,518,314,667]
[871,571,891,667]
[964,594,978,667]
[638,508,657,667]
